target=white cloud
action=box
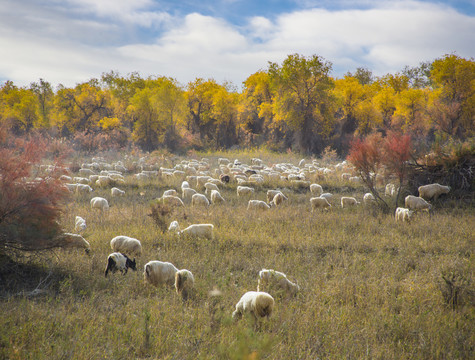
[0,0,473,87]
[65,0,171,27]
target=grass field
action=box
[0,151,474,359]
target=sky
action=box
[0,0,474,89]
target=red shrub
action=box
[0,127,70,253]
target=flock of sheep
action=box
[49,154,450,322]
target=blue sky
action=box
[0,0,474,89]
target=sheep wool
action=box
[395,207,413,222]
[57,233,91,254]
[144,261,178,287]
[405,195,432,212]
[418,183,450,200]
[232,291,275,321]
[110,235,142,256]
[175,269,195,300]
[310,197,331,211]
[258,269,299,296]
[179,224,214,239]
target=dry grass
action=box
[0,152,473,359]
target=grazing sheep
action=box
[405,195,432,213]
[395,207,414,222]
[341,196,359,208]
[232,291,274,321]
[272,193,286,207]
[65,183,78,192]
[320,192,333,200]
[210,189,225,204]
[247,200,271,211]
[179,224,214,239]
[310,197,331,211]
[237,186,255,197]
[266,190,287,203]
[168,220,180,233]
[75,216,86,233]
[192,193,210,207]
[309,183,323,195]
[163,189,177,197]
[110,235,142,256]
[144,260,178,287]
[104,252,136,277]
[385,183,398,197]
[363,192,375,205]
[90,197,109,212]
[161,195,185,207]
[181,181,190,190]
[418,183,451,200]
[175,269,195,300]
[204,182,219,195]
[182,188,197,203]
[56,233,91,254]
[76,184,93,194]
[257,269,299,296]
[111,187,125,197]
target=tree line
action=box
[1,53,473,155]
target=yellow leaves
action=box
[99,117,121,131]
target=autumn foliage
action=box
[348,131,412,210]
[0,127,70,254]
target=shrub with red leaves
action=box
[0,126,70,254]
[347,131,412,211]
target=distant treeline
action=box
[0,53,473,155]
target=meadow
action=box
[0,150,473,359]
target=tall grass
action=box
[0,153,473,359]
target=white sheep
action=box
[341,196,359,208]
[56,233,91,254]
[272,193,286,207]
[163,189,177,197]
[104,252,136,277]
[363,192,375,205]
[179,224,214,239]
[309,183,323,195]
[192,193,210,207]
[418,183,450,200]
[385,183,398,197]
[266,190,287,203]
[181,181,190,190]
[110,235,142,256]
[210,189,225,204]
[232,291,275,321]
[247,200,271,211]
[320,192,333,200]
[257,269,299,296]
[175,269,195,300]
[75,216,86,233]
[395,207,414,222]
[204,182,219,195]
[182,188,197,203]
[405,195,432,213]
[161,195,185,207]
[310,197,331,211]
[237,186,254,197]
[144,260,178,287]
[111,187,125,197]
[76,184,93,194]
[90,197,109,212]
[168,220,180,233]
